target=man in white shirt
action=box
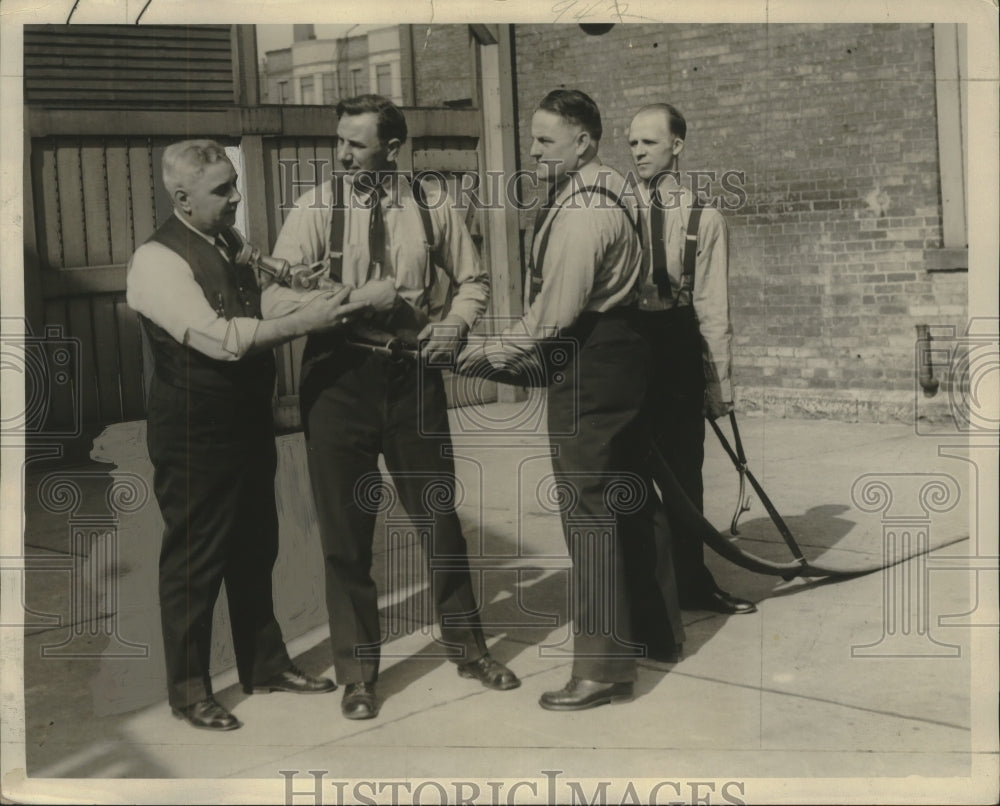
[271,95,519,720]
[462,89,683,709]
[627,103,756,615]
[127,140,366,731]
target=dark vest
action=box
[140,215,275,401]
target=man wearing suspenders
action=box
[271,95,519,720]
[627,104,756,615]
[463,89,682,709]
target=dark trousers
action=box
[546,311,682,683]
[634,308,716,600]
[300,341,488,685]
[147,378,291,709]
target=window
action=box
[375,63,392,97]
[322,71,337,105]
[299,75,314,105]
[277,80,289,104]
[350,68,363,96]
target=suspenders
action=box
[677,201,704,306]
[528,185,640,304]
[326,177,437,284]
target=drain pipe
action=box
[916,324,940,397]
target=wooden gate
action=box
[23,24,522,433]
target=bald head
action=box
[631,103,687,141]
[627,103,687,183]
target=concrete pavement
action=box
[10,401,997,803]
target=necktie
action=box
[366,184,387,283]
[649,183,670,298]
[214,234,234,264]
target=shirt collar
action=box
[346,168,406,206]
[174,210,218,245]
[551,156,607,205]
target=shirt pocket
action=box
[390,239,431,293]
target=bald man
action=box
[627,104,756,615]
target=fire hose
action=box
[452,346,966,580]
[234,237,966,577]
[648,412,967,579]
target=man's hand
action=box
[705,391,734,420]
[296,287,371,332]
[350,278,398,312]
[418,314,469,365]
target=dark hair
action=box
[335,94,408,145]
[537,88,603,142]
[637,102,687,141]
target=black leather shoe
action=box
[457,654,521,690]
[341,682,378,720]
[643,643,683,664]
[244,664,336,695]
[681,588,757,615]
[171,697,241,731]
[539,677,634,711]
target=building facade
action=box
[260,25,404,107]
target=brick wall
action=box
[415,23,969,423]
[412,25,475,106]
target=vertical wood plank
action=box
[91,294,123,422]
[34,140,63,269]
[274,140,300,229]
[231,25,260,107]
[297,139,320,198]
[41,300,76,431]
[24,132,46,334]
[80,141,113,266]
[241,134,271,248]
[315,140,336,187]
[479,28,524,402]
[55,142,88,267]
[115,297,146,421]
[151,141,173,229]
[129,139,157,248]
[105,138,135,265]
[67,297,101,424]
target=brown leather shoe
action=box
[457,654,521,690]
[244,664,336,695]
[172,697,241,731]
[341,682,378,720]
[539,677,634,711]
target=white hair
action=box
[161,139,230,196]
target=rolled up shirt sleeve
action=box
[126,241,260,361]
[260,283,334,319]
[692,211,733,403]
[426,188,490,330]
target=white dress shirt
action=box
[502,158,643,342]
[634,175,734,404]
[126,211,330,361]
[270,173,489,331]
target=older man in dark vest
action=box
[127,139,367,731]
